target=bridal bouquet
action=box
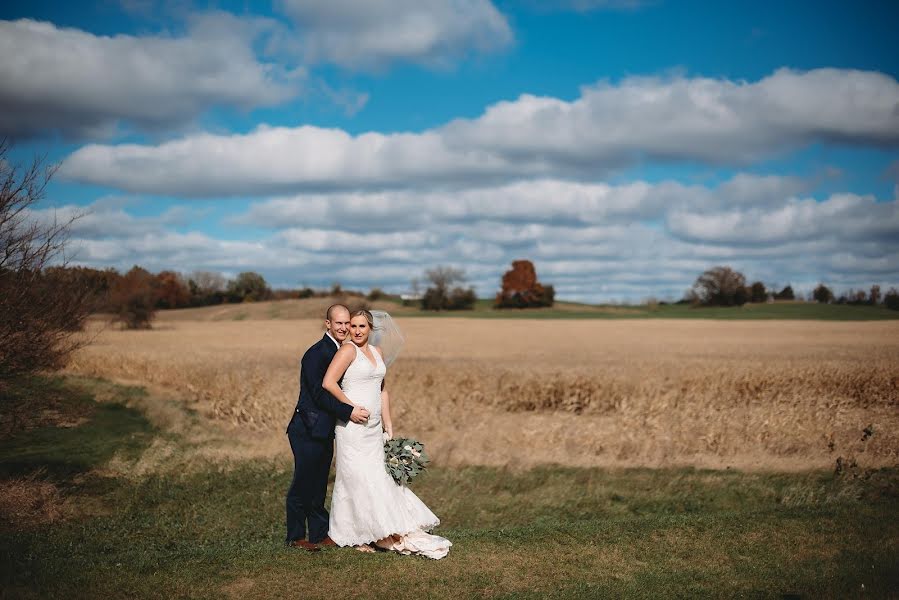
[384,437,430,486]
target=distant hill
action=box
[149,297,899,322]
[154,296,417,322]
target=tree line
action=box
[48,265,283,328]
[50,257,556,330]
[688,266,899,310]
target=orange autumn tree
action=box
[155,271,191,309]
[495,260,555,309]
[109,266,158,329]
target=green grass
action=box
[398,299,899,320]
[2,376,898,598]
[0,376,155,481]
[645,301,899,321]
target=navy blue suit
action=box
[285,334,353,544]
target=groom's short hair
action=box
[326,303,350,320]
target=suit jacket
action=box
[288,334,354,439]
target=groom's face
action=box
[326,308,351,342]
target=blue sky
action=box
[2,0,898,302]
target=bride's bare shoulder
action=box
[336,343,356,357]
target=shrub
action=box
[884,288,899,311]
[0,142,94,378]
[446,287,477,310]
[109,266,158,329]
[420,266,476,311]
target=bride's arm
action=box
[373,347,394,439]
[322,345,360,408]
[381,389,393,439]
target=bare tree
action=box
[422,266,476,310]
[869,284,881,306]
[0,140,92,378]
[188,270,226,294]
[425,266,466,291]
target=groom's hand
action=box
[350,406,370,424]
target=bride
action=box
[322,309,451,559]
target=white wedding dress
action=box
[329,343,451,559]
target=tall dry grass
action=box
[67,316,899,470]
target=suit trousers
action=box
[285,423,334,544]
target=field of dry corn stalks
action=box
[67,304,899,471]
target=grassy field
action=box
[2,376,897,599]
[67,316,899,472]
[36,305,898,596]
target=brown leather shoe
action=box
[318,537,338,548]
[287,540,321,552]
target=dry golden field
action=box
[67,304,899,471]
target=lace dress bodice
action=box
[340,343,386,425]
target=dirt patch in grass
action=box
[221,577,257,599]
[0,472,71,529]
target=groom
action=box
[286,303,369,551]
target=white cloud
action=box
[523,0,651,12]
[60,68,899,196]
[0,2,516,139]
[274,0,513,70]
[70,232,284,272]
[45,175,899,302]
[667,191,899,246]
[441,68,899,164]
[236,174,807,232]
[0,14,301,139]
[316,80,371,116]
[61,125,523,196]
[26,197,201,240]
[277,228,434,252]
